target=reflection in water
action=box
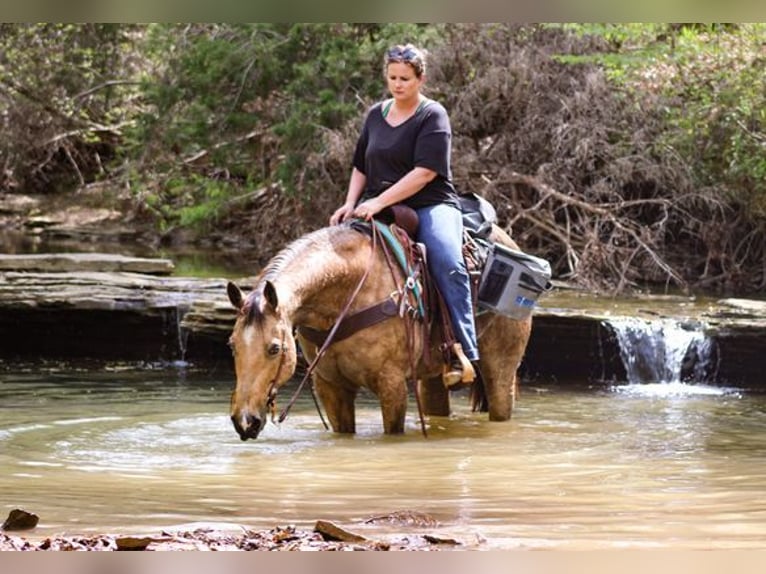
[1,363,765,549]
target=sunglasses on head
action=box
[386,46,419,62]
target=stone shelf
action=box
[1,253,764,389]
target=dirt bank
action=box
[1,522,460,551]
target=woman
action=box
[329,43,478,387]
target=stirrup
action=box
[442,343,475,388]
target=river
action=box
[1,234,765,549]
[1,360,764,550]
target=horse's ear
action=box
[263,280,279,310]
[227,281,244,310]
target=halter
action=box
[264,319,329,429]
[264,325,288,421]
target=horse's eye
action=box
[267,342,282,357]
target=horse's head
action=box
[227,280,297,441]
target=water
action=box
[606,317,712,384]
[2,235,765,548]
[1,362,765,549]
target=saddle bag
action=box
[476,242,552,320]
[458,192,496,239]
[458,192,552,319]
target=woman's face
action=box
[385,62,423,103]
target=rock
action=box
[0,258,765,388]
[23,206,122,231]
[716,298,766,317]
[0,252,174,275]
[0,194,39,215]
[2,509,39,531]
[423,534,461,545]
[0,524,416,551]
[314,520,368,543]
[114,536,158,551]
[521,314,627,384]
[0,267,234,361]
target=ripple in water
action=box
[52,413,334,475]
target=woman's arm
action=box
[330,167,367,225]
[352,166,436,221]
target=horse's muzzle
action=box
[231,413,263,441]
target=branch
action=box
[41,120,133,147]
[495,170,687,289]
[183,130,264,165]
[74,80,142,101]
[735,118,766,145]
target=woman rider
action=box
[329,43,478,387]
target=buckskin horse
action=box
[226,217,532,440]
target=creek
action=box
[1,235,765,549]
[1,359,765,549]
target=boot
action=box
[442,343,476,389]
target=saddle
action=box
[376,202,493,384]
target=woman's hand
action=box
[353,198,385,222]
[329,203,355,225]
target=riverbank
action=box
[0,520,450,551]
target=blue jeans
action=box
[415,203,479,361]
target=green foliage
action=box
[4,23,765,293]
[550,23,766,218]
[125,23,438,228]
[0,24,141,192]
[176,179,236,229]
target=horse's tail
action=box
[470,371,489,412]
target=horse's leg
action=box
[418,376,451,417]
[477,225,535,420]
[375,372,409,434]
[313,373,357,433]
[477,315,532,421]
[477,359,513,420]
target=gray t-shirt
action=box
[352,98,459,210]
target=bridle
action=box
[263,317,330,430]
[264,325,288,421]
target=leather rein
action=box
[271,221,380,427]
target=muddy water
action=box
[1,362,764,549]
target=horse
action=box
[226,220,532,440]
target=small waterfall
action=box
[605,317,713,384]
[176,304,190,361]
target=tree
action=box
[0,24,141,192]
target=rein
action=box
[374,221,428,437]
[275,221,380,425]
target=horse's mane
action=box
[261,226,335,283]
[242,225,351,326]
